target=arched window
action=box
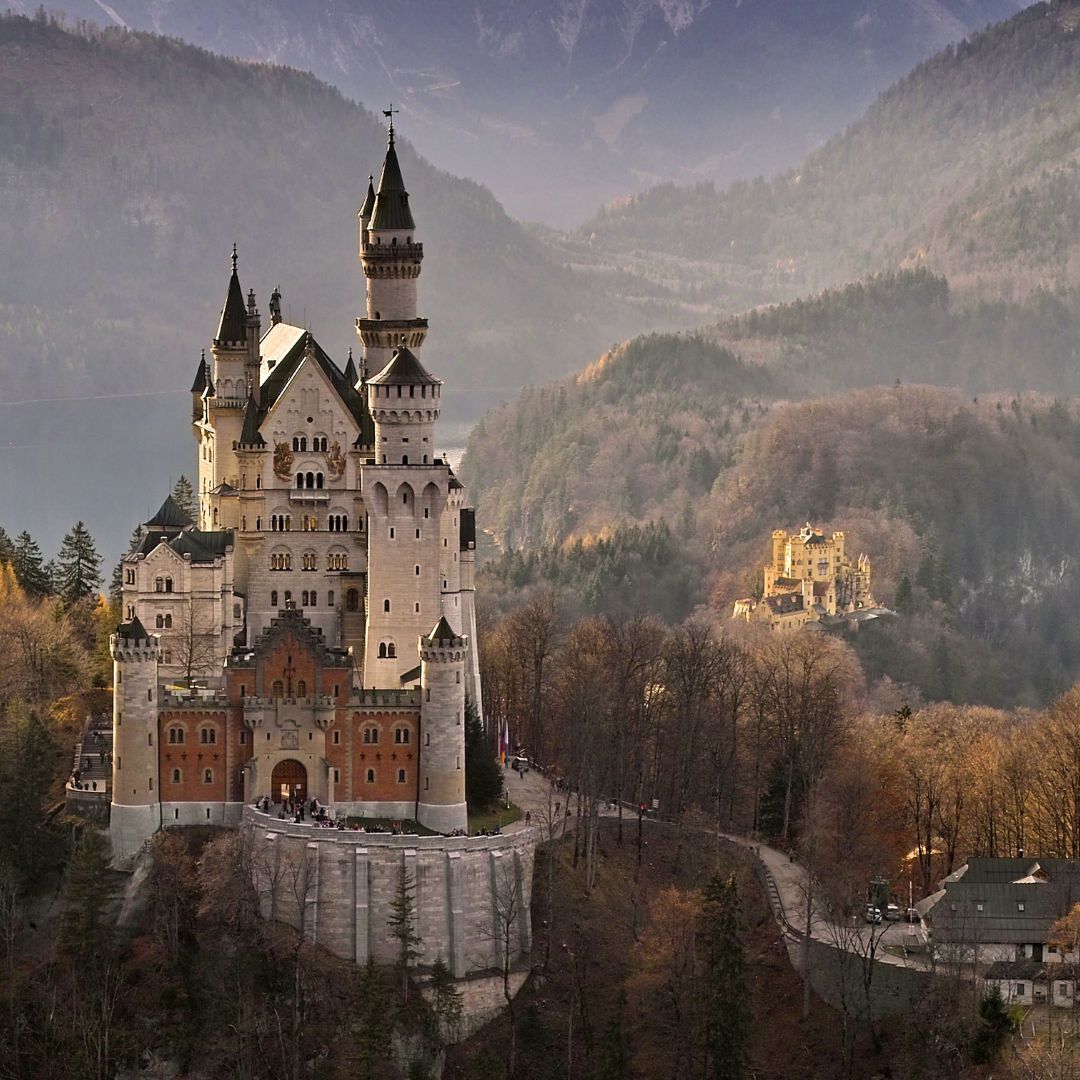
[272,680,284,699]
[327,590,334,607]
[164,614,172,629]
[165,578,173,593]
[397,768,406,784]
[271,589,278,607]
[156,614,164,628]
[383,598,390,613]
[316,473,324,489]
[310,591,316,606]
[378,643,387,659]
[172,768,181,783]
[155,577,163,592]
[168,727,184,744]
[296,680,307,698]
[204,769,213,784]
[200,727,216,745]
[387,643,396,659]
[402,455,409,465]
[296,474,304,489]
[395,728,410,744]
[305,471,314,489]
[127,604,135,620]
[366,768,375,783]
[301,590,309,606]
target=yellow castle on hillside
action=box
[733,524,877,631]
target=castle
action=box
[733,524,876,631]
[109,124,483,859]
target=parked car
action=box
[885,903,902,921]
[905,907,921,923]
[864,905,883,924]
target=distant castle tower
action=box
[109,616,162,859]
[355,121,428,381]
[417,617,468,833]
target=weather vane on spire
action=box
[383,104,399,140]
[231,242,238,273]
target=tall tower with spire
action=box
[356,115,428,382]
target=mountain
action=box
[0,14,671,561]
[10,0,1022,224]
[572,0,1080,320]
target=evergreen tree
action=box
[465,697,503,812]
[428,955,464,1046]
[12,530,52,596]
[60,827,114,961]
[171,475,197,523]
[894,573,915,615]
[387,864,422,1004]
[700,872,750,1080]
[970,986,1015,1064]
[0,709,61,886]
[594,992,631,1080]
[55,521,103,607]
[0,525,14,567]
[352,959,392,1080]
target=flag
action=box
[500,723,508,767]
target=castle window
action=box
[327,591,334,606]
[204,769,213,784]
[271,590,278,607]
[415,603,420,614]
[423,508,429,519]
[363,727,379,745]
[402,456,409,465]
[425,777,429,791]
[172,769,181,783]
[296,680,306,698]
[397,768,406,784]
[456,757,461,770]
[366,768,375,783]
[239,730,247,745]
[395,728,410,745]
[416,529,421,539]
[155,577,163,592]
[383,599,391,613]
[425,733,430,746]
[125,568,135,584]
[333,730,340,745]
[316,473,324,489]
[127,604,135,620]
[200,727,216,745]
[164,614,172,629]
[334,768,340,783]
[272,680,284,699]
[168,727,184,744]
[149,778,154,791]
[402,491,409,505]
[302,591,309,606]
[415,565,420,576]
[310,591,317,606]
[456,671,461,685]
[378,643,387,659]
[296,474,304,489]
[388,644,396,658]
[390,528,395,539]
[302,552,316,571]
[256,477,261,490]
[147,732,153,746]
[156,614,164,628]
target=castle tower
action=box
[417,617,468,833]
[362,345,447,684]
[109,616,162,860]
[356,123,428,381]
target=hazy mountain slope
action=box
[464,271,1080,549]
[0,15,672,560]
[574,0,1080,317]
[13,0,1022,223]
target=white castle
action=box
[110,123,483,858]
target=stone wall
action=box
[242,806,535,979]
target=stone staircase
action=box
[71,716,112,794]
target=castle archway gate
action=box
[271,759,307,804]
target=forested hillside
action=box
[571,0,1080,319]
[465,274,1080,707]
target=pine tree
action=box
[894,573,915,615]
[0,525,14,567]
[55,521,103,607]
[60,827,114,962]
[700,872,750,1080]
[12,530,52,596]
[970,986,1015,1064]
[387,864,422,1004]
[428,955,464,1045]
[465,697,503,812]
[0,709,61,884]
[171,475,197,523]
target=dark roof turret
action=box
[368,344,439,387]
[214,243,248,345]
[146,493,194,530]
[370,131,415,232]
[239,394,265,447]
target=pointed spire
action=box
[215,244,248,344]
[239,393,265,447]
[359,175,376,221]
[427,616,458,644]
[370,119,415,232]
[190,349,208,394]
[343,346,359,388]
